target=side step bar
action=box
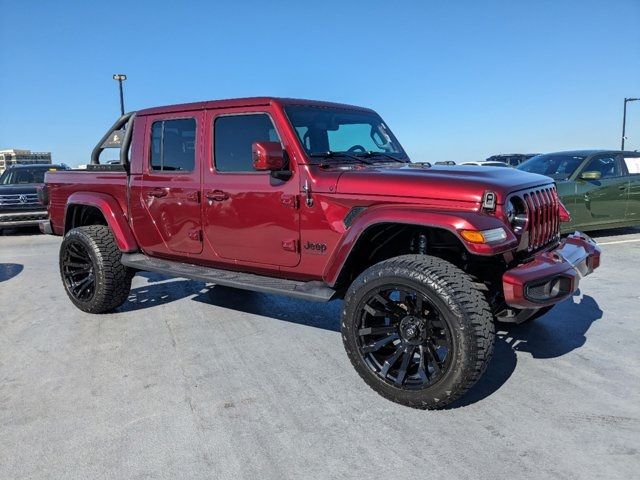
[121,253,337,302]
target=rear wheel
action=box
[342,254,494,409]
[59,225,133,313]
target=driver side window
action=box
[214,113,281,172]
[583,155,621,178]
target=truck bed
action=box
[46,170,129,235]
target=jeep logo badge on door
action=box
[303,241,327,253]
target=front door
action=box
[202,109,300,267]
[571,154,629,228]
[131,113,203,256]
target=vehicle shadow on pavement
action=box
[121,275,603,408]
[121,272,342,329]
[197,285,343,331]
[451,291,603,408]
[0,226,41,236]
[119,272,209,312]
[0,263,24,282]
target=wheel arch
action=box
[65,192,138,252]
[324,206,514,289]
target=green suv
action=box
[517,150,640,232]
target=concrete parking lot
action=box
[1,227,639,480]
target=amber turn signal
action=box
[460,230,486,243]
[460,228,507,244]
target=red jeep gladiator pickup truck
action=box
[41,97,600,409]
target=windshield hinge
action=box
[303,179,314,207]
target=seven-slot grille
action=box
[0,193,40,207]
[521,186,560,251]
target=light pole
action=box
[112,74,127,116]
[621,97,639,150]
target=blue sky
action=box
[1,0,639,166]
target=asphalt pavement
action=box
[1,227,639,479]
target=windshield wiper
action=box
[355,151,410,163]
[309,151,374,165]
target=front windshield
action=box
[284,105,408,162]
[517,153,586,180]
[0,168,49,185]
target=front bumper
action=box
[0,210,48,228]
[502,232,601,309]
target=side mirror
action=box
[580,171,602,181]
[252,141,285,171]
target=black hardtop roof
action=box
[136,97,375,117]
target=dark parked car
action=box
[487,154,540,167]
[517,150,640,232]
[0,164,68,232]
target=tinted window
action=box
[214,114,280,172]
[583,155,621,178]
[150,118,196,171]
[0,167,58,185]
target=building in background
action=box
[0,149,52,175]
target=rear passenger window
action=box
[150,118,196,171]
[214,114,280,172]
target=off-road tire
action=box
[341,254,494,409]
[59,225,133,313]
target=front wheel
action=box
[59,225,133,313]
[341,255,494,409]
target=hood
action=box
[335,164,553,204]
[0,184,40,195]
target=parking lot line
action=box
[597,238,640,245]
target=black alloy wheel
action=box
[61,239,96,301]
[342,255,494,409]
[59,225,133,313]
[357,286,453,389]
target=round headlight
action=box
[507,197,527,233]
[505,200,516,224]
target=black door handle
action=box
[146,188,168,198]
[205,190,229,201]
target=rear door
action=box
[571,154,629,228]
[130,112,204,256]
[202,108,300,267]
